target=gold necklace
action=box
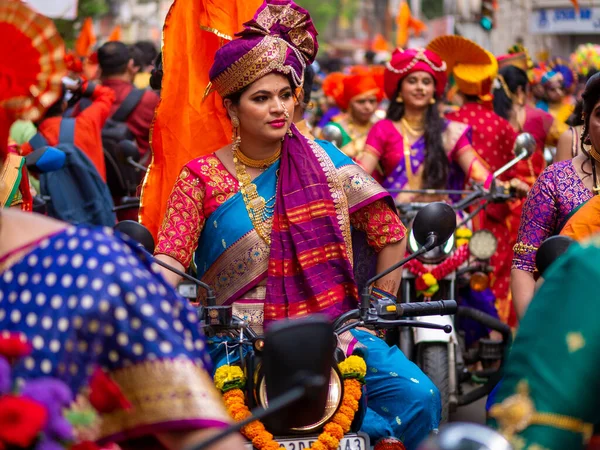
[233,154,277,244]
[401,117,425,135]
[234,147,281,169]
[400,121,420,189]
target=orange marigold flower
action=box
[318,432,340,449]
[224,389,245,401]
[311,441,329,450]
[332,412,352,432]
[264,442,281,450]
[243,422,267,438]
[324,422,344,440]
[339,405,355,417]
[342,397,359,410]
[252,431,275,448]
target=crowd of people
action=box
[2,0,600,449]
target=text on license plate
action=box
[245,434,367,450]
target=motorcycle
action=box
[387,133,536,422]
[115,203,460,450]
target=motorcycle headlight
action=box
[468,230,498,260]
[410,229,454,264]
[258,368,343,432]
[409,229,454,255]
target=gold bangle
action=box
[513,242,538,255]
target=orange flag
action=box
[107,25,122,42]
[75,17,96,57]
[139,0,263,238]
[571,0,579,11]
[371,33,390,52]
[395,1,427,49]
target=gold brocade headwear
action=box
[205,0,318,100]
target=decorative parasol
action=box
[0,0,66,126]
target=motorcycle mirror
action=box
[418,423,512,450]
[412,202,457,248]
[535,235,575,277]
[262,315,335,434]
[513,132,536,159]
[114,220,156,254]
[321,124,343,148]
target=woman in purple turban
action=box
[154,0,441,448]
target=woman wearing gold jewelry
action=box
[511,72,600,319]
[153,1,441,447]
[358,48,494,204]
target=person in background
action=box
[510,72,600,319]
[20,80,115,181]
[358,48,495,205]
[91,41,160,159]
[133,40,158,89]
[321,68,384,162]
[432,36,522,326]
[490,238,600,450]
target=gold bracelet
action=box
[513,242,538,255]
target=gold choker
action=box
[234,148,281,169]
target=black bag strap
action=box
[78,97,92,113]
[58,118,76,144]
[28,132,48,150]
[112,89,145,122]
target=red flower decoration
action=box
[72,441,102,450]
[0,333,32,361]
[415,276,428,291]
[374,437,406,450]
[0,395,48,448]
[88,368,131,413]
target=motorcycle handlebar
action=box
[397,300,457,317]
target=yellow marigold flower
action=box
[214,364,246,392]
[338,355,367,379]
[422,273,437,287]
[455,227,473,239]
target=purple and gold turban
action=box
[207,0,318,99]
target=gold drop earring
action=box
[231,116,241,151]
[396,94,404,103]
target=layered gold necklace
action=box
[233,147,280,244]
[400,117,424,188]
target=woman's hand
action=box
[508,178,530,197]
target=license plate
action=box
[177,282,197,299]
[244,433,368,450]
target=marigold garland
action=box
[406,243,470,298]
[214,355,366,450]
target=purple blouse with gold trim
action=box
[512,159,593,273]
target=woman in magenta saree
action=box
[357,48,494,203]
[153,1,441,448]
